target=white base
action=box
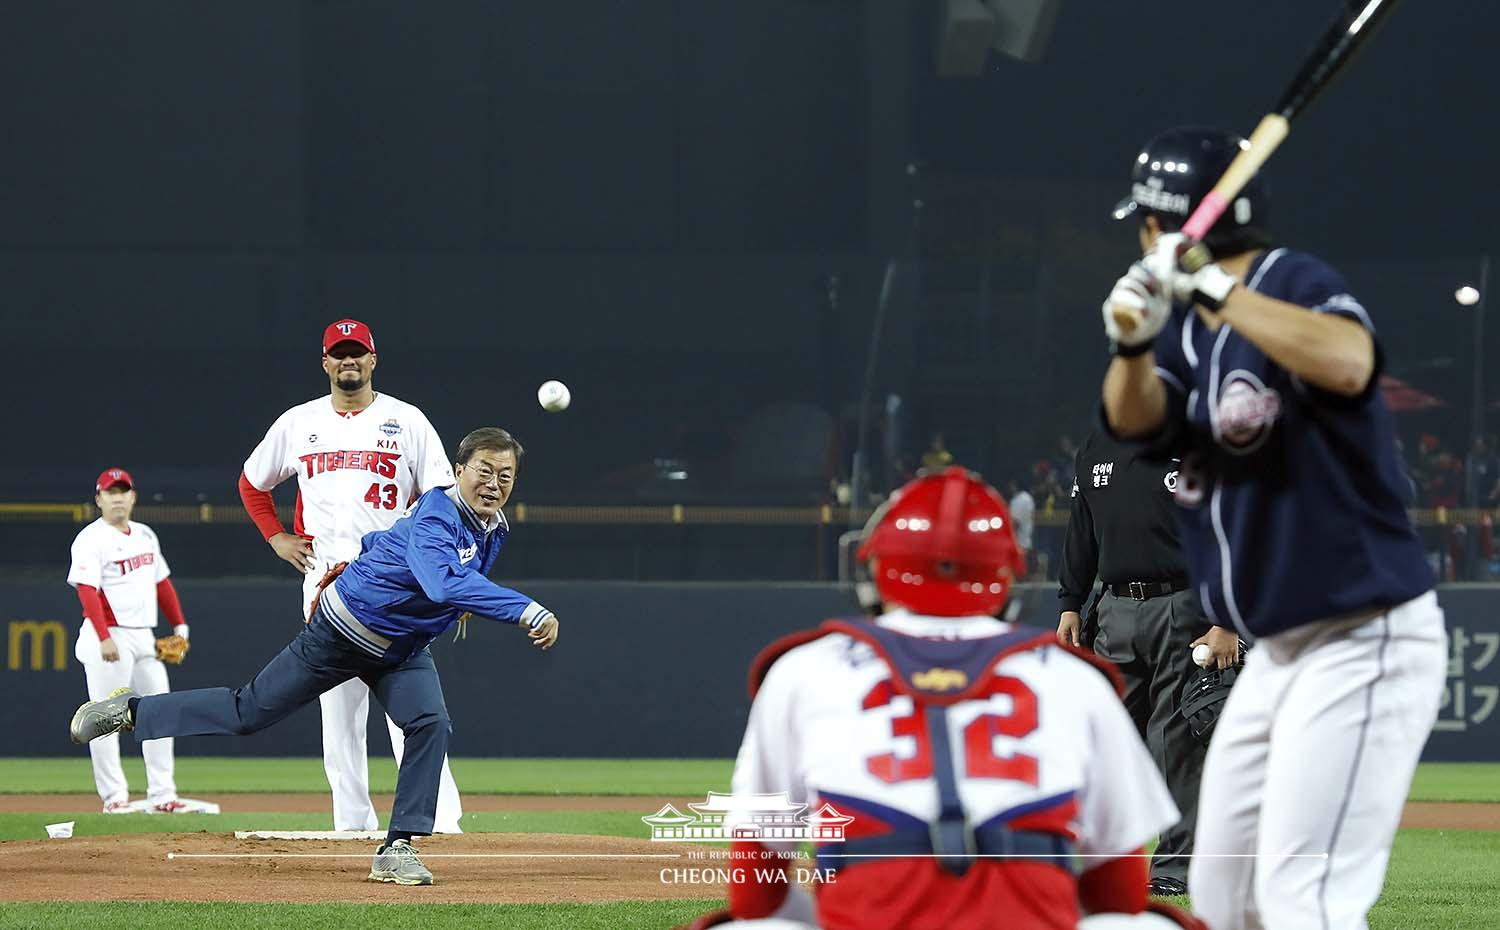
[119,798,221,815]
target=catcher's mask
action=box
[1179,663,1241,745]
[854,466,1025,618]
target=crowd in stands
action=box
[991,431,1500,583]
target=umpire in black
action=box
[1056,428,1239,897]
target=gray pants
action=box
[1093,588,1209,883]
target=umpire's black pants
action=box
[132,611,451,835]
[1093,588,1209,884]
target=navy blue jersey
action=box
[1144,247,1430,638]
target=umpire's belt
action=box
[1109,578,1189,601]
[817,825,1073,875]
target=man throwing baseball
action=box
[1101,126,1445,930]
[238,319,464,833]
[67,468,192,814]
[72,428,559,885]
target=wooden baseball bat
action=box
[1112,0,1403,333]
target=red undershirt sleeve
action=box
[239,472,285,541]
[76,584,112,641]
[156,578,186,627]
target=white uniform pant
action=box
[75,623,177,806]
[1189,591,1446,930]
[305,571,463,832]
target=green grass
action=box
[0,900,722,930]
[0,757,734,795]
[1371,829,1500,929]
[0,809,655,843]
[2,758,1491,801]
[1406,763,1500,802]
[1133,830,1500,930]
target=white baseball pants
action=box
[74,623,177,806]
[1189,591,1446,930]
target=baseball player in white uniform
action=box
[678,468,1205,930]
[237,319,463,833]
[67,468,190,813]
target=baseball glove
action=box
[155,635,190,664]
[1179,664,1239,745]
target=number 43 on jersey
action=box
[364,483,398,510]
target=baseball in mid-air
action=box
[1192,643,1213,668]
[1455,285,1481,307]
[537,380,571,412]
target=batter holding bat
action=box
[1100,122,1445,930]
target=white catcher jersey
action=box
[67,519,171,628]
[732,610,1179,859]
[242,392,454,565]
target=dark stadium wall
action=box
[3,580,1492,761]
[0,2,897,503]
[4,2,1499,512]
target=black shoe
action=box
[1148,875,1189,897]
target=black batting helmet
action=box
[1112,126,1272,256]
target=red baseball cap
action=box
[322,319,376,355]
[95,468,134,493]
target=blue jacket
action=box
[321,487,551,662]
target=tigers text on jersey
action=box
[1147,247,1432,638]
[67,519,171,627]
[242,392,454,564]
[732,610,1177,930]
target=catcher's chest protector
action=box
[749,617,1118,702]
[819,619,1056,706]
[750,619,1073,879]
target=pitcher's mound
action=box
[0,832,716,904]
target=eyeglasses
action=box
[468,464,511,487]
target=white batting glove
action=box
[1144,232,1238,311]
[1102,261,1171,353]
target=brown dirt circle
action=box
[0,832,729,904]
[0,795,1492,905]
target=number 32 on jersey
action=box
[862,677,1039,785]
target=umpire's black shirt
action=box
[1057,429,1189,613]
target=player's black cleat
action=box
[1148,875,1189,898]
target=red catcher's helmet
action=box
[856,466,1025,617]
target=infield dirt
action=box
[0,795,1490,905]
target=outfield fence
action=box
[2,579,1495,762]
